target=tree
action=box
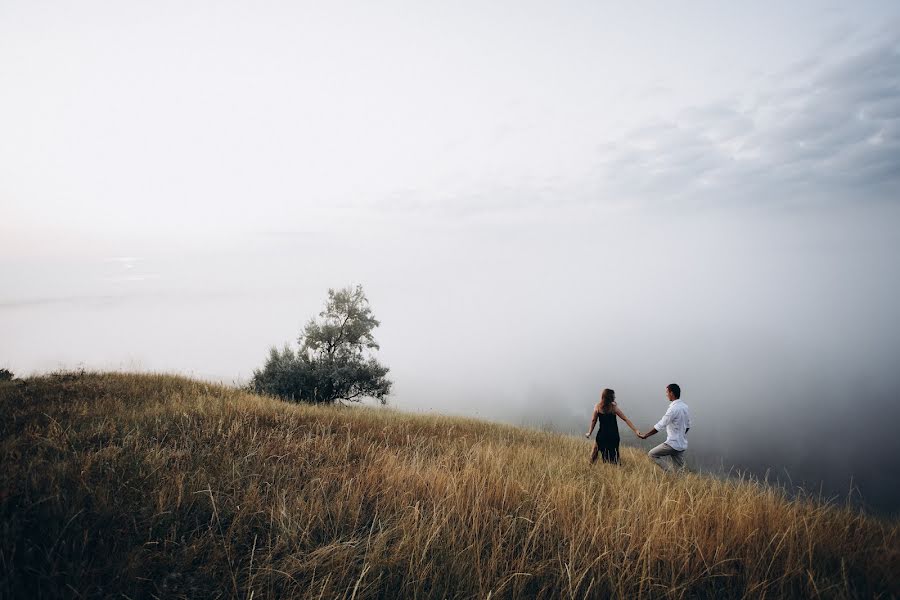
[250,285,392,404]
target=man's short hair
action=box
[667,383,681,399]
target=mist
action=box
[3,0,900,515]
[3,200,899,513]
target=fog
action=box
[3,201,899,513]
[3,1,900,515]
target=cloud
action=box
[595,35,900,207]
[101,256,161,283]
[0,294,137,310]
[104,257,142,264]
[364,32,900,219]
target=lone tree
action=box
[250,285,392,404]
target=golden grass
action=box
[1,371,897,599]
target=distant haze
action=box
[2,2,899,513]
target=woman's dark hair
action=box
[667,383,681,399]
[601,388,616,411]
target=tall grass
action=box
[1,371,897,598]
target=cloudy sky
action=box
[2,2,900,512]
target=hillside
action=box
[1,372,897,599]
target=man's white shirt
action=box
[654,399,691,451]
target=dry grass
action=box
[1,371,897,599]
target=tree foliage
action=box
[250,285,392,404]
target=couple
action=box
[583,383,692,472]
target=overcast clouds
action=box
[2,1,900,513]
[594,32,900,209]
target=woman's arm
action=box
[614,405,640,435]
[585,405,599,437]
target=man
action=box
[638,383,691,472]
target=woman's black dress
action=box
[595,410,620,464]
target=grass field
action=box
[1,371,897,598]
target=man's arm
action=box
[642,408,669,439]
[639,427,658,440]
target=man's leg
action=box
[670,449,685,471]
[648,443,684,472]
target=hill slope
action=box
[1,372,897,599]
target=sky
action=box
[2,1,900,513]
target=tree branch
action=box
[329,311,353,359]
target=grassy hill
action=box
[1,372,897,599]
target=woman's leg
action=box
[590,442,600,464]
[600,446,613,463]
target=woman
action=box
[584,388,640,464]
